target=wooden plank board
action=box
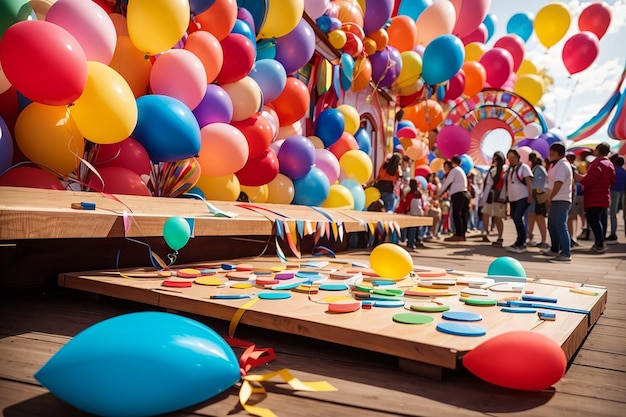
[58,257,605,372]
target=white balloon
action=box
[304,0,330,19]
[523,122,541,138]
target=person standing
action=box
[505,149,533,253]
[575,143,616,253]
[606,156,626,243]
[439,156,469,242]
[404,179,425,250]
[527,152,549,248]
[375,153,401,212]
[544,143,573,262]
[479,151,507,246]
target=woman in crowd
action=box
[505,148,533,253]
[527,152,549,249]
[375,153,402,212]
[479,151,507,247]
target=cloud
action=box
[607,0,626,34]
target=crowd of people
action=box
[371,142,625,263]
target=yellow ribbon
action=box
[228,297,261,338]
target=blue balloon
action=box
[249,59,287,103]
[488,256,526,278]
[415,175,428,190]
[483,13,497,43]
[436,84,446,101]
[341,53,354,81]
[421,35,465,86]
[237,0,268,34]
[506,13,534,43]
[0,117,13,174]
[189,0,216,15]
[256,38,276,60]
[459,154,474,174]
[35,312,240,417]
[396,120,415,131]
[134,95,201,163]
[232,19,257,48]
[354,128,371,155]
[293,167,330,206]
[398,0,431,20]
[16,90,32,111]
[427,151,436,163]
[181,186,205,199]
[393,135,401,149]
[340,179,366,211]
[315,109,345,147]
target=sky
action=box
[488,0,626,147]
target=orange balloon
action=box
[368,28,389,51]
[335,0,364,27]
[184,30,223,84]
[197,122,249,176]
[362,37,377,55]
[194,0,237,40]
[387,16,417,52]
[328,131,359,160]
[109,36,152,98]
[404,99,443,132]
[351,55,372,92]
[462,61,486,97]
[270,77,310,126]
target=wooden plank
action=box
[573,349,626,373]
[556,364,626,403]
[582,324,626,355]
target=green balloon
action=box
[0,0,32,39]
[163,216,191,251]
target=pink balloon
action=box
[315,148,340,184]
[517,146,532,165]
[578,2,612,40]
[562,31,600,75]
[436,125,471,159]
[304,0,330,19]
[450,0,491,38]
[46,0,117,64]
[197,122,249,176]
[461,23,487,45]
[494,34,525,73]
[501,71,517,91]
[269,139,284,155]
[405,140,428,161]
[443,69,465,101]
[416,1,457,46]
[480,47,513,89]
[397,126,418,139]
[93,138,152,176]
[150,49,207,110]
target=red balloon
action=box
[479,47,513,89]
[0,21,87,106]
[93,138,152,176]
[236,148,279,186]
[217,34,256,85]
[398,88,424,107]
[578,2,612,40]
[494,34,525,73]
[562,31,600,76]
[414,164,431,178]
[443,69,465,101]
[343,32,364,57]
[87,166,151,196]
[461,23,487,45]
[231,113,274,159]
[397,126,418,139]
[328,132,358,159]
[270,77,310,126]
[0,166,65,190]
[463,331,567,391]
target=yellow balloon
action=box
[266,173,295,204]
[70,62,137,145]
[127,0,190,55]
[517,58,538,76]
[534,3,571,49]
[513,74,544,106]
[222,77,262,122]
[196,174,240,201]
[339,150,373,185]
[464,42,486,62]
[364,186,381,207]
[329,30,347,49]
[109,36,152,98]
[395,51,422,89]
[241,184,269,203]
[259,0,304,39]
[15,103,84,175]
[370,243,413,280]
[337,104,360,135]
[322,184,355,209]
[430,157,445,173]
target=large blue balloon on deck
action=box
[315,108,345,147]
[134,95,201,163]
[35,312,240,417]
[506,12,534,43]
[293,167,330,206]
[421,35,465,86]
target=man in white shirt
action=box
[544,143,573,262]
[505,149,534,253]
[439,156,469,242]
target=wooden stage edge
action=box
[59,256,607,378]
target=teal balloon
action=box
[163,216,191,251]
[421,35,465,85]
[483,13,497,43]
[0,0,32,38]
[506,13,534,42]
[488,256,526,278]
[35,312,240,417]
[398,0,431,20]
[340,179,366,211]
[293,167,330,206]
[256,38,276,60]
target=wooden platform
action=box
[59,256,607,375]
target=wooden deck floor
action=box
[1,221,625,417]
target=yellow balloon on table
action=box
[15,103,84,175]
[517,58,538,76]
[339,150,373,185]
[322,184,355,209]
[534,3,571,49]
[464,42,486,62]
[70,62,137,145]
[196,174,241,201]
[241,184,269,203]
[259,0,304,39]
[364,186,381,208]
[395,51,422,90]
[127,0,190,55]
[266,173,295,204]
[513,74,544,107]
[370,243,413,280]
[337,104,360,135]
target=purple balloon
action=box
[364,0,394,34]
[370,46,403,88]
[192,85,233,128]
[237,8,256,35]
[275,20,315,75]
[277,135,316,180]
[0,117,14,174]
[525,138,550,159]
[315,149,340,184]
